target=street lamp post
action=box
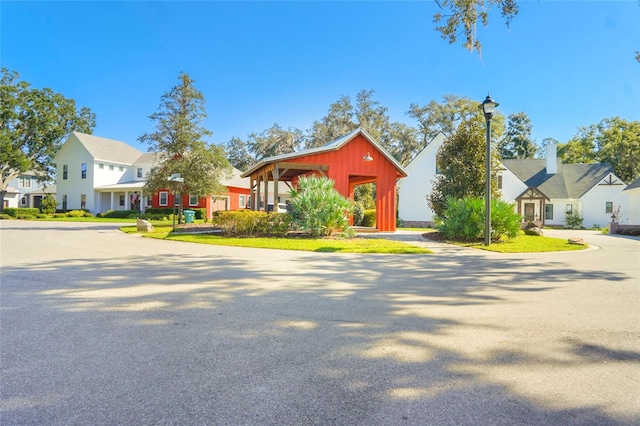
[479,94,499,246]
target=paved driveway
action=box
[1,221,639,425]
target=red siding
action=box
[272,134,402,231]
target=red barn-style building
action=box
[241,128,407,232]
[150,167,250,219]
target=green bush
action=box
[3,208,39,218]
[53,213,67,218]
[0,214,13,220]
[352,202,364,226]
[17,214,36,220]
[39,194,58,214]
[210,210,291,237]
[289,175,353,237]
[490,199,522,240]
[98,209,140,218]
[66,210,86,217]
[37,214,50,218]
[564,211,584,229]
[435,196,521,242]
[361,210,376,227]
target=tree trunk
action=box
[0,190,6,214]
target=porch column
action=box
[273,165,279,209]
[125,191,130,210]
[110,192,115,211]
[256,175,262,211]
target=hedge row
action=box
[3,208,40,218]
[211,210,291,236]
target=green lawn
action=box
[431,233,588,253]
[120,225,432,254]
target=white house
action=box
[55,132,152,213]
[398,137,629,227]
[397,132,446,225]
[2,171,55,210]
[54,132,250,215]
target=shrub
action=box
[3,208,39,218]
[490,199,522,240]
[361,210,376,227]
[435,196,521,242]
[37,214,50,218]
[565,211,584,229]
[17,214,36,220]
[83,211,94,217]
[53,213,67,218]
[39,194,58,214]
[0,214,12,220]
[210,210,291,237]
[352,202,364,226]
[66,210,86,217]
[289,175,353,237]
[98,209,139,218]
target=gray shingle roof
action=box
[503,159,614,199]
[624,177,640,191]
[73,132,143,164]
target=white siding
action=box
[581,176,629,226]
[54,134,96,211]
[398,133,445,223]
[499,167,528,204]
[626,187,640,225]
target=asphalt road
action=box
[1,220,639,425]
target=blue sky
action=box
[2,1,639,153]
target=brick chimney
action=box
[546,140,557,174]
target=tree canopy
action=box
[433,0,519,54]
[428,117,502,218]
[498,112,537,159]
[558,117,640,183]
[0,68,96,211]
[139,72,231,202]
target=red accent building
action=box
[241,128,407,232]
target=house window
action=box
[20,196,27,206]
[99,163,104,169]
[19,176,31,188]
[189,194,198,206]
[81,163,87,179]
[146,195,152,207]
[119,166,124,171]
[81,194,86,210]
[435,160,442,175]
[239,194,247,208]
[62,195,67,210]
[119,195,125,206]
[109,165,114,171]
[137,168,143,178]
[605,202,613,214]
[545,204,553,220]
[566,204,573,213]
[159,191,168,206]
[63,165,68,180]
[497,175,503,190]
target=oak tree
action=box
[0,68,96,212]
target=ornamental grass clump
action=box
[289,175,354,237]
